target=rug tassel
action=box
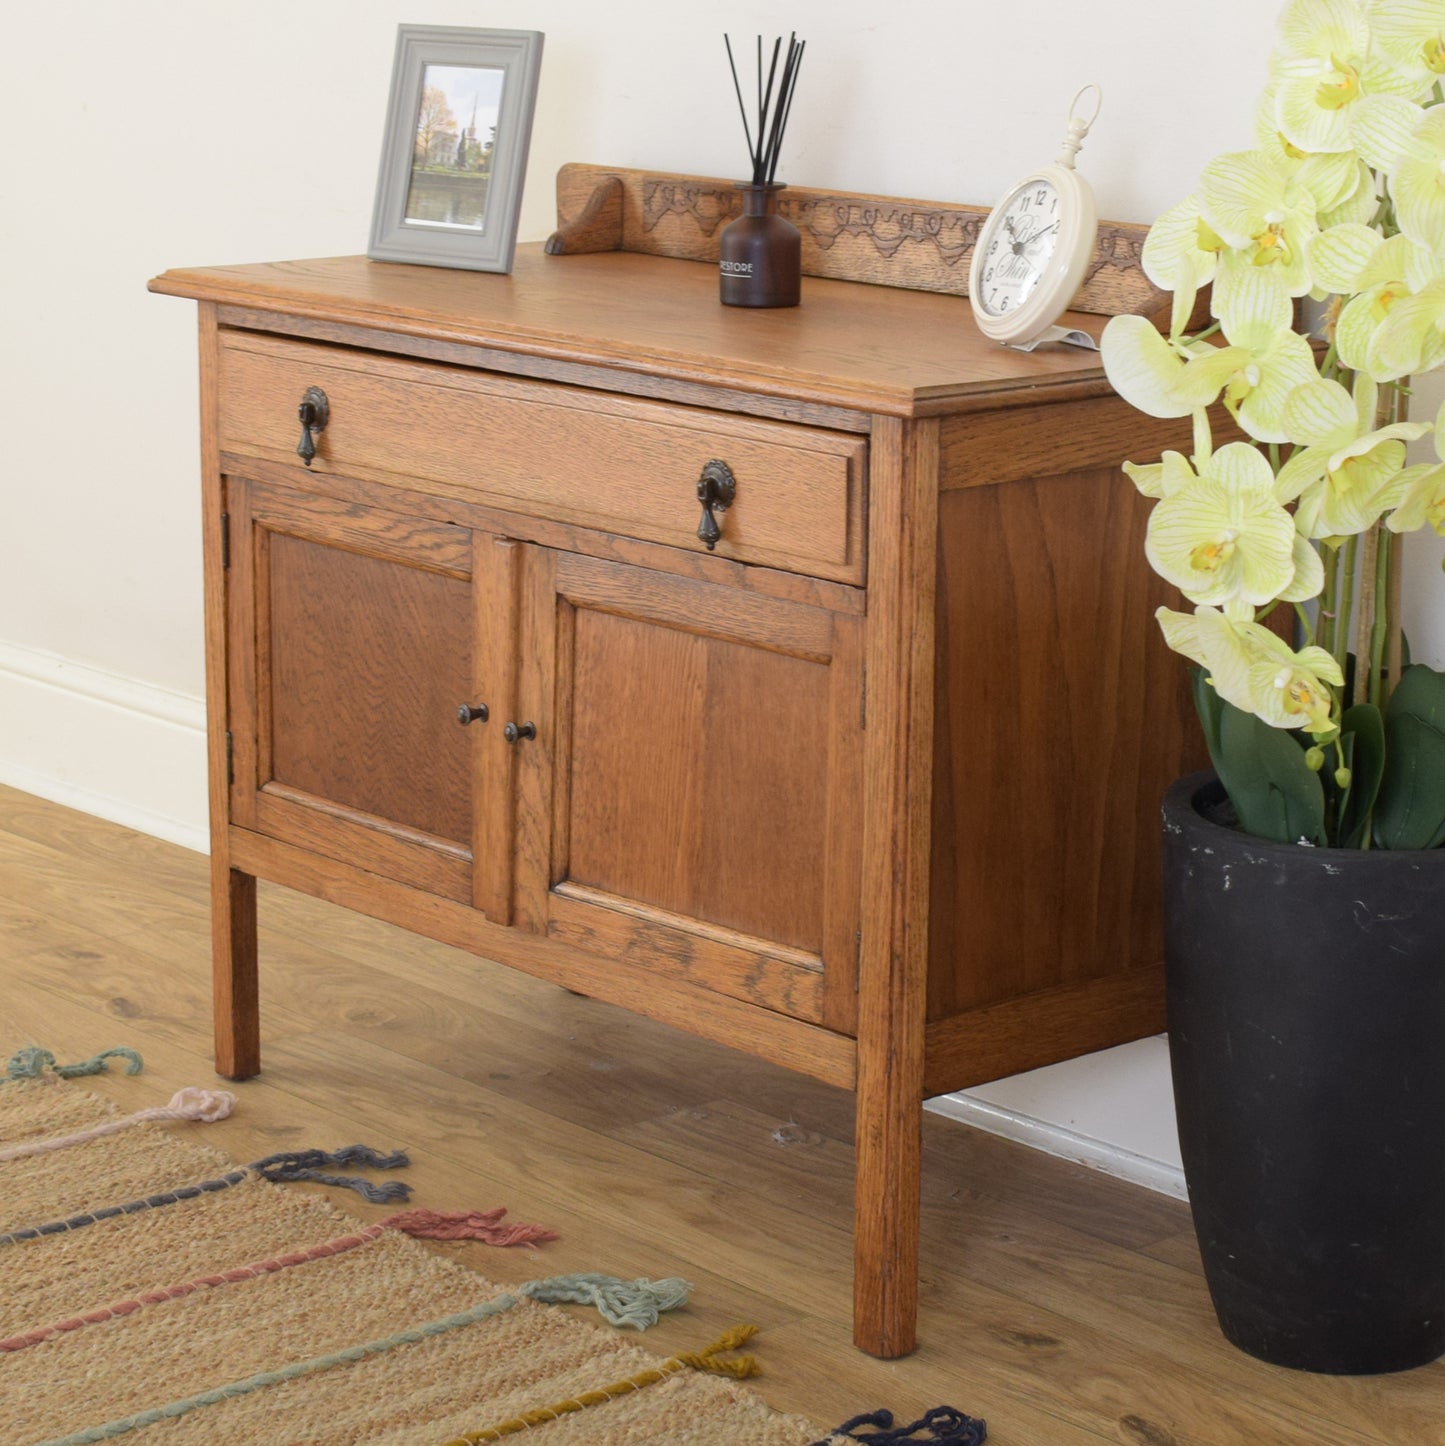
[519,1273,691,1329]
[673,1323,762,1378]
[381,1208,559,1247]
[253,1146,412,1203]
[145,1087,235,1123]
[4,1046,143,1082]
[438,1324,764,1444]
[820,1406,988,1445]
[0,1087,236,1163]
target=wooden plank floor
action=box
[2,780,1443,1444]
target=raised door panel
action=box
[516,550,863,1032]
[227,479,514,912]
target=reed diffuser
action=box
[719,34,805,308]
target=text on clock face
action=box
[979,180,1061,315]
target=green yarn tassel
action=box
[34,1274,692,1446]
[520,1273,691,1329]
[5,1046,143,1082]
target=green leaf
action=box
[1337,703,1385,849]
[1374,665,1445,850]
[1191,665,1225,758]
[1206,697,1328,846]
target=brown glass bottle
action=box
[718,183,801,308]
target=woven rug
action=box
[0,1049,985,1446]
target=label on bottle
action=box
[719,259,754,275]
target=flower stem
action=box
[1385,528,1405,696]
[1355,525,1380,708]
[1335,532,1358,688]
[1293,600,1316,648]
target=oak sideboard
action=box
[150,166,1200,1357]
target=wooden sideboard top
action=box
[149,245,1115,418]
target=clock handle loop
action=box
[1057,83,1102,170]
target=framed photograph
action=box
[369,26,544,273]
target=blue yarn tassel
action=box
[252,1145,412,1203]
[817,1406,987,1445]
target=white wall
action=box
[3,1,1442,1194]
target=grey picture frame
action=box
[368,26,544,273]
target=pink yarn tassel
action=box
[0,1087,235,1162]
[381,1207,559,1246]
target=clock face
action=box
[976,178,1061,318]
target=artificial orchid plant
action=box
[1101,0,1445,849]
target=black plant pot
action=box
[1163,772,1445,1374]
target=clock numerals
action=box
[975,177,1063,317]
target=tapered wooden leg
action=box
[853,1041,924,1356]
[212,858,258,1079]
[851,416,938,1358]
[197,301,258,1080]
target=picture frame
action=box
[368,25,544,273]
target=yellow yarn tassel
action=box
[441,1325,761,1443]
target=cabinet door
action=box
[226,479,518,915]
[515,551,864,1032]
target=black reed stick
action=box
[724,33,805,186]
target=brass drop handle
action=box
[503,721,536,743]
[696,459,737,551]
[296,386,330,467]
[456,703,489,725]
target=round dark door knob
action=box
[503,721,536,743]
[456,703,489,725]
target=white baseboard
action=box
[0,640,208,854]
[0,638,1187,1197]
[927,1034,1186,1199]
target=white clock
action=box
[968,86,1101,349]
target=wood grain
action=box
[228,824,858,1090]
[532,552,864,1024]
[212,305,876,433]
[852,417,939,1358]
[150,250,1124,419]
[549,164,1169,325]
[220,451,868,618]
[197,304,259,1080]
[926,464,1205,1022]
[159,241,1219,1359]
[217,329,867,584]
[7,786,1445,1444]
[225,479,478,904]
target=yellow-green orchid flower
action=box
[1384,395,1445,534]
[1368,0,1445,76]
[1146,443,1306,606]
[1102,271,1318,444]
[1317,156,1381,226]
[1275,373,1432,533]
[1123,450,1198,501]
[1213,262,1324,440]
[1253,81,1385,225]
[1389,105,1445,248]
[1140,195,1223,339]
[1269,0,1430,156]
[1330,232,1445,378]
[1157,604,1344,736]
[1199,151,1321,295]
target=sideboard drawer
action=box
[218,331,867,584]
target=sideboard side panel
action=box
[927,400,1204,1048]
